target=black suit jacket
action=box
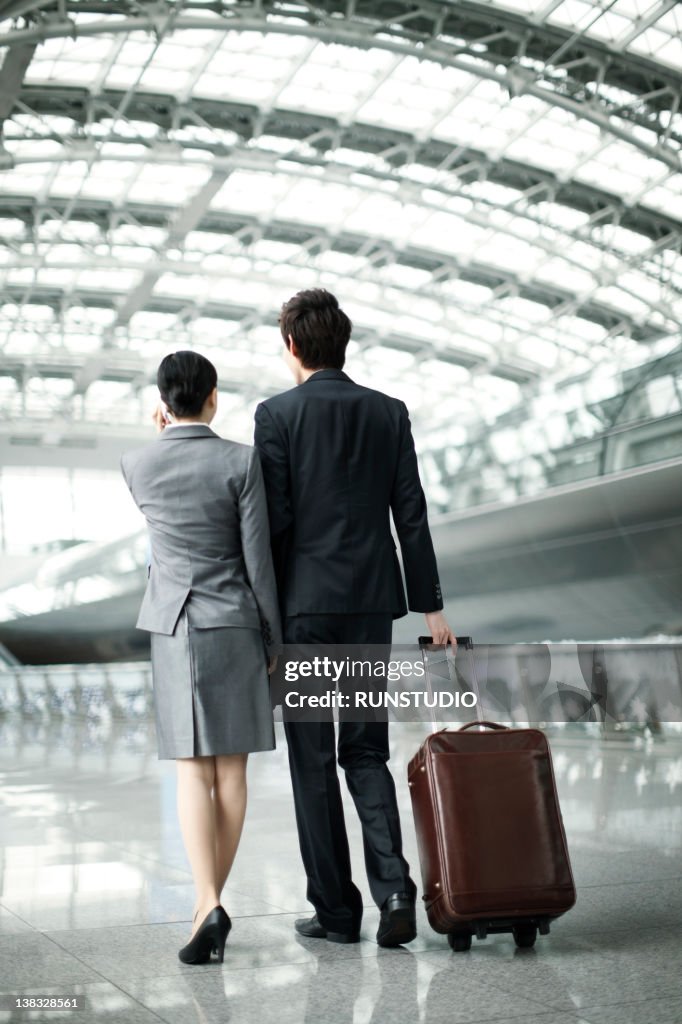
[254,369,442,619]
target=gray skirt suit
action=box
[121,424,282,759]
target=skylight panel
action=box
[630,25,682,66]
[126,163,212,204]
[139,33,210,76]
[439,279,494,305]
[211,170,289,215]
[476,236,545,274]
[515,335,559,368]
[206,276,279,308]
[137,66,194,95]
[0,219,24,240]
[125,336,173,358]
[175,125,240,148]
[593,224,651,255]
[465,181,524,207]
[355,57,458,133]
[348,303,396,334]
[618,271,669,308]
[103,35,159,89]
[155,271,209,300]
[315,251,365,275]
[36,161,86,199]
[419,358,470,384]
[554,315,606,343]
[364,346,415,371]
[585,9,634,42]
[642,177,682,220]
[412,213,487,256]
[486,209,544,242]
[251,239,302,263]
[37,220,96,245]
[110,225,167,249]
[574,142,668,198]
[593,285,650,318]
[497,296,551,324]
[278,60,377,113]
[2,303,53,324]
[346,196,425,241]
[183,231,225,256]
[192,317,241,338]
[476,374,521,404]
[380,264,433,289]
[194,71,278,104]
[560,238,604,274]
[453,315,504,346]
[332,148,388,171]
[4,136,61,162]
[26,34,114,85]
[9,112,78,138]
[657,4,682,34]
[194,31,310,103]
[505,110,602,175]
[4,331,43,355]
[63,307,115,328]
[417,188,471,215]
[533,203,589,232]
[534,259,595,294]
[547,0,603,32]
[277,179,360,226]
[77,267,139,291]
[223,30,310,58]
[108,243,157,266]
[77,160,139,202]
[85,380,132,405]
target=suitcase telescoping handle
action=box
[418,635,474,650]
[418,635,483,731]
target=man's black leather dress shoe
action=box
[294,914,360,944]
[376,892,417,947]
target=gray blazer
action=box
[120,424,282,655]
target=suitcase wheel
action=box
[513,923,537,949]
[447,930,472,953]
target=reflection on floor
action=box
[0,714,681,1024]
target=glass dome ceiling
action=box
[0,0,680,502]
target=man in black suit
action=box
[254,288,455,947]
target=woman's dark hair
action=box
[157,351,218,418]
[279,288,352,369]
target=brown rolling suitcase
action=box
[408,636,576,951]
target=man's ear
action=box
[288,334,299,360]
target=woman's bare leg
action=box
[214,753,248,897]
[176,756,221,936]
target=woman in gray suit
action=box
[121,351,281,965]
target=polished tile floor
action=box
[0,714,681,1024]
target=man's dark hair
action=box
[157,351,218,417]
[279,289,352,370]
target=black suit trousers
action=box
[283,613,416,933]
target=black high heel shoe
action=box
[178,906,231,965]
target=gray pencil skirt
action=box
[149,609,275,759]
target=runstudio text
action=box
[284,691,478,709]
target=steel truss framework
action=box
[0,0,681,509]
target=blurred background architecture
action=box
[0,0,681,662]
[0,6,681,1024]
